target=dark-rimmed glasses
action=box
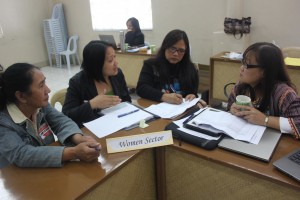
[240,59,260,69]
[168,47,186,55]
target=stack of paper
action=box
[84,102,154,138]
[144,98,200,119]
[185,108,265,144]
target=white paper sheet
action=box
[190,108,265,144]
[173,113,221,140]
[144,98,200,119]
[84,103,153,138]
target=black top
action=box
[62,69,131,128]
[136,59,199,102]
[125,31,145,47]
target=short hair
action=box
[81,40,114,82]
[0,63,39,108]
[127,17,141,33]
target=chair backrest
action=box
[50,88,67,108]
[224,82,236,99]
[67,35,79,54]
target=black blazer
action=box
[62,69,131,128]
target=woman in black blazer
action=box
[62,41,131,128]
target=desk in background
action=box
[116,50,155,89]
[1,98,300,200]
[209,52,300,107]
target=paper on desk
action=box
[144,98,200,119]
[191,108,265,144]
[173,113,221,140]
[284,57,300,66]
[84,103,153,138]
[222,52,243,60]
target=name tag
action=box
[38,122,54,139]
[106,130,173,153]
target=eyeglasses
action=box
[240,59,260,69]
[168,47,186,55]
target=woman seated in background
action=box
[227,42,300,139]
[125,17,145,47]
[62,40,131,128]
[136,29,207,107]
[0,63,100,168]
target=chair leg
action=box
[48,53,52,67]
[66,55,71,71]
[76,53,80,65]
[59,55,62,68]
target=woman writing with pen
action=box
[136,29,207,107]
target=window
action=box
[89,0,153,31]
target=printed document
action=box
[187,108,265,144]
[145,98,200,119]
[84,102,154,138]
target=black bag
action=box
[224,17,251,39]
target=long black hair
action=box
[0,63,39,109]
[153,29,198,94]
[236,42,295,112]
[127,17,142,34]
[81,40,114,83]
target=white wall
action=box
[0,0,300,67]
[0,0,52,67]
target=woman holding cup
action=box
[227,42,300,139]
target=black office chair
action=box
[224,82,236,99]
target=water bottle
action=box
[119,31,125,52]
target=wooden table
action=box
[1,98,300,200]
[0,99,168,200]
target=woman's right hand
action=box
[73,142,101,162]
[89,94,121,109]
[161,93,183,104]
[63,142,101,162]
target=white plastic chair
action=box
[59,35,80,70]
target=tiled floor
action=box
[41,65,81,99]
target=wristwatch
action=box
[264,115,269,127]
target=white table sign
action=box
[106,130,173,153]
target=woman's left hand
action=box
[197,99,207,108]
[232,104,266,126]
[185,94,196,101]
[72,134,98,144]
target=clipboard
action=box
[183,108,225,137]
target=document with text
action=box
[84,102,154,138]
[144,98,200,119]
[185,108,265,144]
